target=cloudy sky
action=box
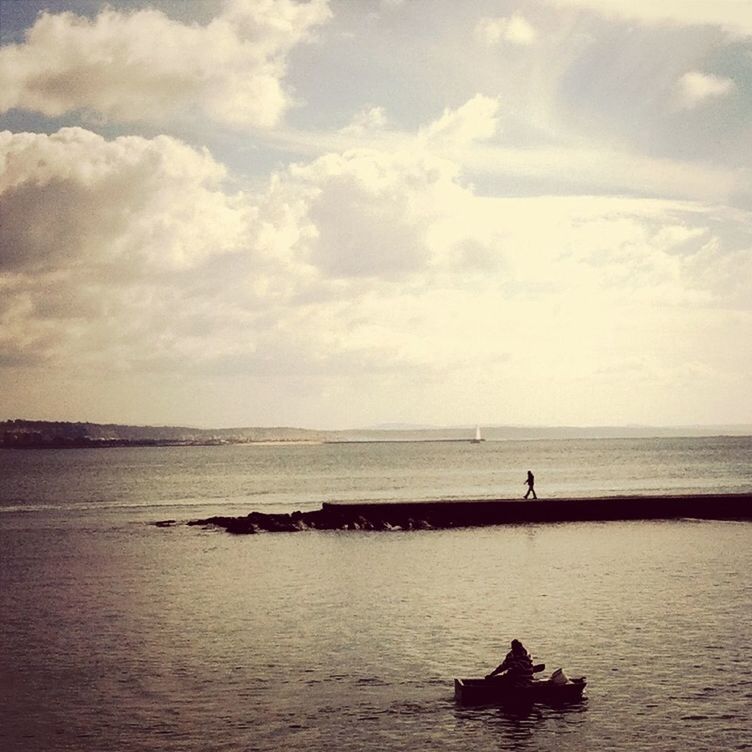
[0,0,750,429]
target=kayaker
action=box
[486,639,535,686]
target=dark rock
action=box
[225,518,258,534]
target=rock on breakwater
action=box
[180,494,752,534]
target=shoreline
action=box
[179,493,752,534]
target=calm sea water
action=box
[1,437,751,751]
[1,435,751,523]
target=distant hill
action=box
[1,419,750,449]
[0,419,328,448]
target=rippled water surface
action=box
[1,439,751,751]
[1,436,751,521]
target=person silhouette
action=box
[524,470,537,499]
[485,639,535,686]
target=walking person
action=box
[524,470,537,499]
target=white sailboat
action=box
[471,425,484,443]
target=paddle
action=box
[485,662,546,680]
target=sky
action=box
[0,0,750,429]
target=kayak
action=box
[454,675,587,706]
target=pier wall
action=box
[185,494,752,534]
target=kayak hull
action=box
[454,677,587,706]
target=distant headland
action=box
[0,419,328,449]
[2,419,751,449]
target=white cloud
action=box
[0,0,331,127]
[0,127,254,369]
[548,0,752,36]
[2,97,751,425]
[476,15,537,46]
[675,71,736,109]
[268,148,471,279]
[457,142,745,204]
[340,106,390,135]
[418,94,501,146]
[0,127,249,273]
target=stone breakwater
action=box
[182,494,752,534]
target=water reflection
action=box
[454,699,588,750]
[3,516,750,752]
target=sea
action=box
[1,436,751,752]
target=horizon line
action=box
[3,418,752,433]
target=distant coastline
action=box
[0,419,328,449]
[2,418,751,450]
